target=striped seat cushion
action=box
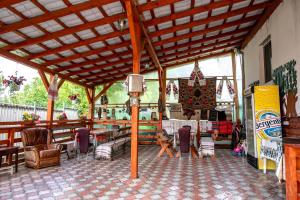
[96,137,130,160]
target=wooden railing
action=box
[0,119,160,149]
[93,119,160,145]
[285,144,300,200]
[0,119,90,148]
[0,119,160,167]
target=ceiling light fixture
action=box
[118,19,126,31]
[145,63,150,69]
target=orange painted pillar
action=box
[125,0,142,179]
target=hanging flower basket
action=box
[68,94,80,104]
[3,74,26,94]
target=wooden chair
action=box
[157,130,174,158]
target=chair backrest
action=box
[182,125,191,132]
[77,128,90,153]
[178,127,190,153]
[21,128,49,147]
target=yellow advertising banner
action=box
[254,85,281,170]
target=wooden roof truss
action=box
[0,0,282,88]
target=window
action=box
[263,41,272,82]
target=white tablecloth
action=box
[162,119,198,135]
[162,119,198,148]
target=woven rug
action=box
[179,78,216,110]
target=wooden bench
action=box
[95,127,131,160]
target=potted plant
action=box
[79,114,87,120]
[22,112,40,125]
[56,112,68,124]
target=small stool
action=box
[199,137,215,158]
[61,141,76,159]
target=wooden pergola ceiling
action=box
[0,0,282,88]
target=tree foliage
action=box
[1,77,160,117]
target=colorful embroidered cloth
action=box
[189,61,204,86]
[179,78,216,110]
[48,75,58,100]
[166,80,179,99]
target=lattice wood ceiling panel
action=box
[0,0,281,87]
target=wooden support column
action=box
[158,69,163,129]
[158,67,167,129]
[47,75,55,128]
[231,51,240,121]
[39,71,65,129]
[162,67,167,108]
[86,87,95,129]
[125,0,142,179]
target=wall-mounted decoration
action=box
[48,74,58,100]
[273,59,297,117]
[179,78,216,110]
[216,78,224,99]
[100,94,108,105]
[216,77,235,99]
[226,79,235,98]
[188,60,204,87]
[166,80,179,100]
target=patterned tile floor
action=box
[0,146,285,200]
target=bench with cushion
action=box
[95,127,131,160]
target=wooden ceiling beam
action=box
[138,0,181,12]
[166,51,232,68]
[241,0,283,48]
[79,42,239,81]
[45,27,248,71]
[30,14,256,67]
[94,82,115,102]
[79,59,150,81]
[149,2,270,38]
[55,42,131,72]
[144,0,244,27]
[0,0,25,8]
[130,0,162,72]
[153,15,260,47]
[67,57,135,77]
[158,28,249,54]
[90,67,153,85]
[42,37,132,67]
[56,28,249,72]
[0,0,119,34]
[4,13,126,51]
[161,43,239,65]
[0,49,92,88]
[38,69,50,89]
[31,29,129,62]
[161,38,243,61]
[93,50,231,86]
[83,67,133,83]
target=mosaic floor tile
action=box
[0,146,285,200]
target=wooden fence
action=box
[0,103,78,122]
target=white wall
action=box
[243,0,300,113]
